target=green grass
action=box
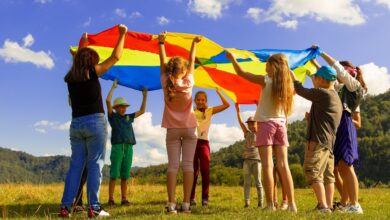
[1,182,389,219]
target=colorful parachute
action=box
[71,25,320,104]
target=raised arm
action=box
[212,87,230,114]
[290,70,322,102]
[95,24,128,77]
[188,36,202,74]
[235,104,248,134]
[225,50,265,87]
[135,88,148,118]
[106,80,118,116]
[158,32,167,75]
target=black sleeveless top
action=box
[67,68,104,118]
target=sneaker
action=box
[343,204,363,214]
[288,205,298,213]
[166,203,177,215]
[202,200,209,206]
[190,199,197,206]
[314,205,332,214]
[58,207,70,218]
[107,200,115,207]
[274,201,279,209]
[333,202,347,212]
[121,200,130,206]
[88,207,110,218]
[280,201,288,211]
[181,203,191,214]
[74,205,86,213]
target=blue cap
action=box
[314,66,337,81]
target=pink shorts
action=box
[256,120,289,147]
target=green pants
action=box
[110,144,133,179]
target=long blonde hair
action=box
[165,56,188,101]
[267,53,294,116]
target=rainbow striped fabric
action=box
[71,25,320,104]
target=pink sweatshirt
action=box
[161,73,197,128]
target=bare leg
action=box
[259,146,274,208]
[274,146,296,208]
[312,182,328,208]
[325,183,334,208]
[338,160,359,205]
[121,179,128,201]
[108,179,116,201]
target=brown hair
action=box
[165,56,188,101]
[267,54,294,116]
[340,60,368,93]
[64,47,99,83]
[194,91,208,102]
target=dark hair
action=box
[165,56,188,101]
[194,91,208,102]
[64,48,99,83]
[340,60,368,93]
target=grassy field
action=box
[1,182,389,219]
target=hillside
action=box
[0,147,110,183]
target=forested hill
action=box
[1,91,389,186]
[0,147,110,183]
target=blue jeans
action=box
[60,113,107,210]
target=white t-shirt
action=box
[254,75,286,122]
[194,108,213,140]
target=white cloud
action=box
[209,123,242,151]
[34,120,70,133]
[157,16,170,25]
[278,19,298,30]
[133,112,166,149]
[113,9,142,19]
[188,0,235,20]
[246,7,264,24]
[35,0,52,4]
[147,148,167,161]
[115,8,127,18]
[0,34,54,69]
[35,128,47,134]
[376,0,390,9]
[290,95,311,122]
[359,63,390,95]
[82,17,91,27]
[23,34,34,47]
[246,0,366,29]
[129,11,142,19]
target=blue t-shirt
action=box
[108,112,136,145]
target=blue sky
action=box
[0,0,389,166]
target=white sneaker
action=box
[88,207,110,218]
[181,202,191,214]
[166,203,177,215]
[280,201,288,211]
[343,203,363,214]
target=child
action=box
[190,88,230,206]
[235,104,263,208]
[158,32,201,214]
[226,51,297,212]
[106,80,148,206]
[59,24,127,218]
[290,64,342,213]
[315,50,367,214]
